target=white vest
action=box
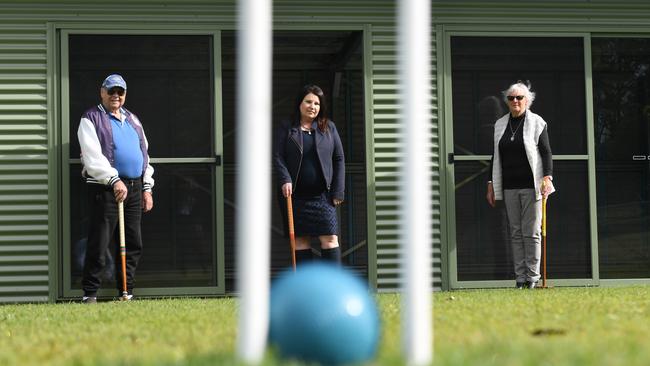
[491,110,550,201]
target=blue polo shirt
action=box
[110,114,143,179]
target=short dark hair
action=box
[292,84,329,132]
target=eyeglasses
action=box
[507,95,525,101]
[106,87,126,96]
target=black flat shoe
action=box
[515,282,525,289]
[527,281,537,289]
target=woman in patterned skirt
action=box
[273,84,345,265]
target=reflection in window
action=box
[593,38,650,278]
[451,36,586,156]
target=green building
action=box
[1,0,650,302]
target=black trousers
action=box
[82,180,143,296]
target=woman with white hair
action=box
[486,81,555,289]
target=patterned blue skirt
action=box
[292,192,339,237]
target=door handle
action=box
[448,153,454,164]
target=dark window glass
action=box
[454,161,511,280]
[451,37,586,156]
[69,35,213,158]
[593,38,650,278]
[70,164,216,288]
[68,35,217,290]
[455,161,591,281]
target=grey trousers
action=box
[503,189,542,283]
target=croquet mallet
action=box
[286,195,297,271]
[541,194,548,289]
[118,201,129,300]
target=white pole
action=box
[236,0,272,362]
[398,0,433,364]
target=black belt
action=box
[120,177,142,187]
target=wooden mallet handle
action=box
[286,195,297,271]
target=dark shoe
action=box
[527,281,537,289]
[515,282,525,289]
[82,296,97,304]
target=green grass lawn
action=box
[1,286,649,365]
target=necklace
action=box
[300,125,312,135]
[509,117,523,141]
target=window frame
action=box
[440,28,599,289]
[52,25,225,299]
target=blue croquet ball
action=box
[269,263,380,365]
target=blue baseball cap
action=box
[101,74,127,90]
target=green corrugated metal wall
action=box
[5,0,650,302]
[0,17,50,302]
[0,0,440,302]
[371,24,441,292]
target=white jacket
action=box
[491,110,553,201]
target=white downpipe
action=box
[398,0,433,364]
[236,0,272,363]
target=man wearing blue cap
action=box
[77,74,154,303]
